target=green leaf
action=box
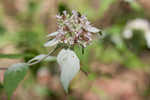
[74,45,89,64]
[4,63,29,98]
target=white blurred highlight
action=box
[123,18,150,48]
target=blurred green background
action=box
[0,0,150,100]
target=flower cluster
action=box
[44,10,101,48]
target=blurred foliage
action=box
[0,0,150,99]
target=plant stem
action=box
[27,47,58,66]
[0,46,59,70]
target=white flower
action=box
[46,10,101,48]
[57,49,80,93]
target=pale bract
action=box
[47,32,59,37]
[57,49,80,93]
[87,26,100,33]
[44,39,59,47]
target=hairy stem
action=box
[27,46,58,66]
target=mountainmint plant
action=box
[45,10,101,48]
[3,10,102,98]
